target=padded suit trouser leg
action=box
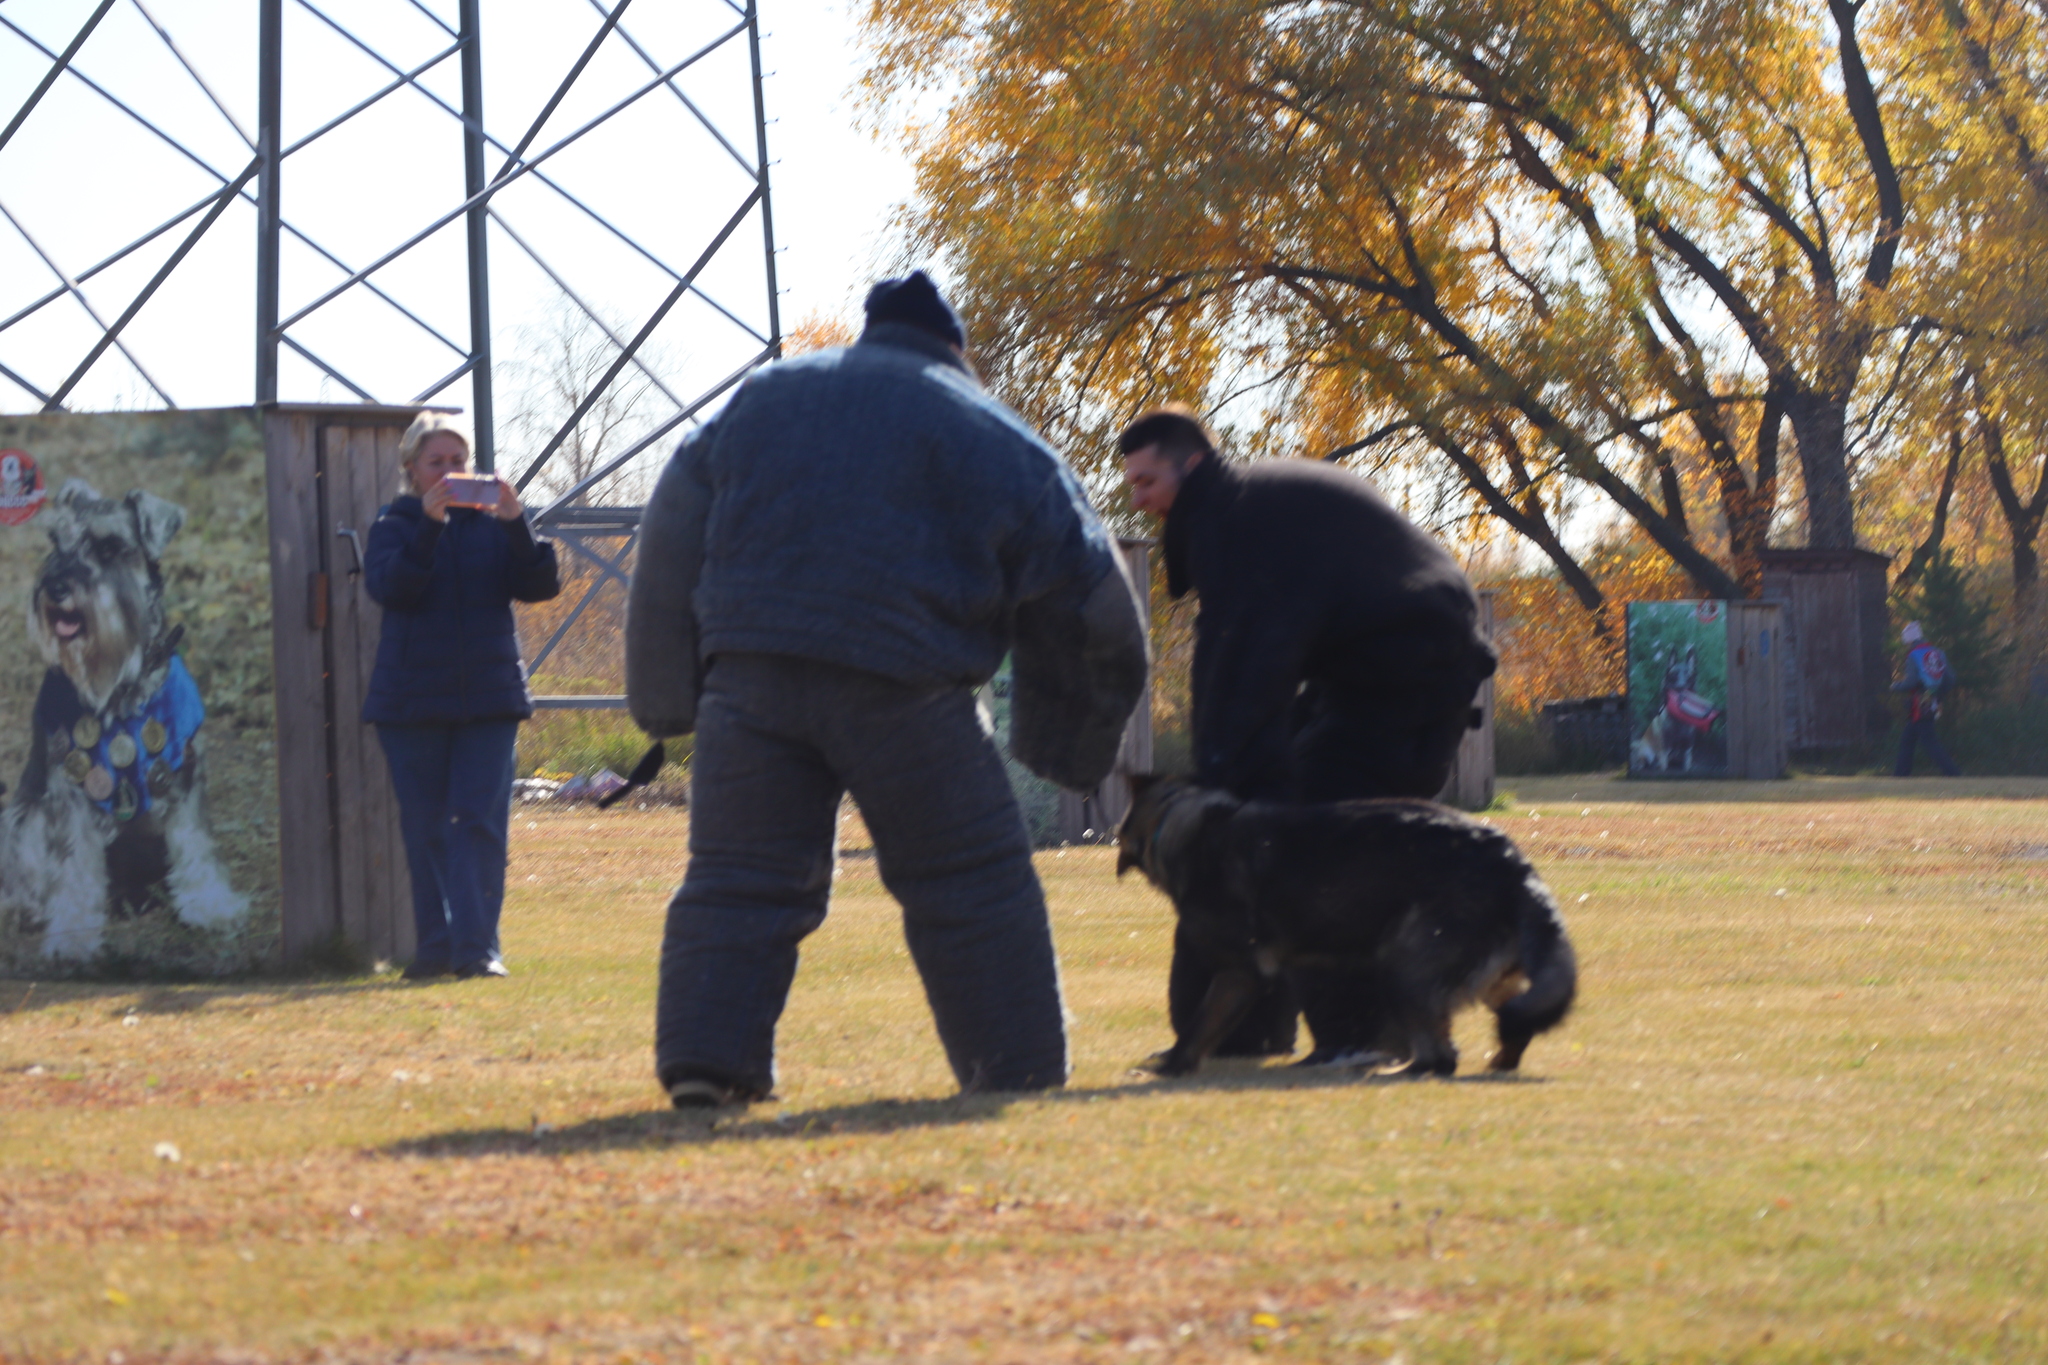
[655,654,1068,1099]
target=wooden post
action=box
[1438,589,1497,810]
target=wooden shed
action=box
[1758,548,1893,750]
[264,404,420,966]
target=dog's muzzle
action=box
[42,601,88,642]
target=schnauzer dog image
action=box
[1116,775,1577,1079]
[0,479,246,960]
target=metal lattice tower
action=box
[1,0,782,697]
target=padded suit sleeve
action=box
[625,425,715,738]
[1006,466,1150,790]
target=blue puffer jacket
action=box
[361,498,561,724]
[624,322,1150,790]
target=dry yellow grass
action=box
[5,778,2048,1363]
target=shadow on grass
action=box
[1503,772,2048,804]
[0,973,418,1018]
[377,1064,1549,1159]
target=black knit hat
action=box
[863,271,966,350]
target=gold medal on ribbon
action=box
[72,715,101,750]
[113,780,139,821]
[107,731,138,770]
[147,761,173,799]
[84,765,115,802]
[141,718,168,755]
[64,750,92,783]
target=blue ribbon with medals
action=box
[36,656,205,820]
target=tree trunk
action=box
[1784,393,1857,548]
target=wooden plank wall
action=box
[1761,552,1892,749]
[323,424,413,964]
[1724,602,1786,779]
[265,411,337,963]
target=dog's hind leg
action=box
[1152,968,1264,1077]
[1395,1022,1458,1078]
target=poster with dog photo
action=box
[1626,601,1730,777]
[0,409,278,975]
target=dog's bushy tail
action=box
[1489,872,1578,1072]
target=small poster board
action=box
[0,410,280,974]
[1627,599,1785,780]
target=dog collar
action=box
[38,656,205,820]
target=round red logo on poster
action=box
[0,449,46,526]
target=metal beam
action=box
[0,199,177,407]
[746,1,783,357]
[459,0,495,470]
[129,0,254,148]
[491,0,634,184]
[292,0,764,348]
[513,187,763,494]
[272,35,734,337]
[47,155,262,412]
[280,335,377,404]
[0,0,117,155]
[532,345,772,522]
[0,358,53,407]
[255,0,282,402]
[585,0,756,178]
[487,209,689,411]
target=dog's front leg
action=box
[1154,967,1263,1077]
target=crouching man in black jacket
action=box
[1119,407,1497,1063]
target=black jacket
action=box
[361,498,561,725]
[1163,456,1495,796]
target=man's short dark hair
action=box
[1117,406,1215,470]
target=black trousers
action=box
[1170,689,1477,1058]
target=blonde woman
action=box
[363,414,560,979]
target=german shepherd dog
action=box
[1115,776,1577,1078]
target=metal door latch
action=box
[336,524,365,578]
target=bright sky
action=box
[0,0,918,482]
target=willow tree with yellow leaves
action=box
[865,0,2023,618]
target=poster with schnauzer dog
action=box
[0,409,279,975]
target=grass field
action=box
[4,776,2047,1363]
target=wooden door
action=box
[1725,603,1785,779]
[266,405,419,966]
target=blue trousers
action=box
[376,720,519,969]
[1895,716,1960,777]
[656,653,1068,1099]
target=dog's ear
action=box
[125,490,186,561]
[55,478,105,513]
[45,479,101,540]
